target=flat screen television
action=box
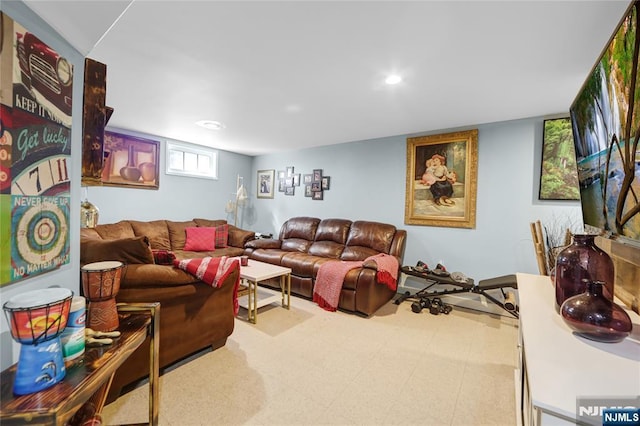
[570,0,640,246]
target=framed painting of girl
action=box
[405,129,478,228]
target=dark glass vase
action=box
[554,234,614,312]
[560,280,632,343]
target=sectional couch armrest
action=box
[362,259,378,270]
[245,238,282,250]
[228,226,256,248]
[362,256,402,271]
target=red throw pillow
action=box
[152,249,177,265]
[184,227,216,251]
[215,224,229,248]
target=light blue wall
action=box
[0,0,583,370]
[84,127,252,225]
[249,117,582,282]
[0,2,85,369]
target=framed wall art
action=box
[257,169,275,199]
[322,176,331,190]
[102,131,160,189]
[539,118,580,200]
[0,15,73,285]
[405,129,478,228]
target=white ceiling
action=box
[23,0,632,156]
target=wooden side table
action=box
[0,302,160,426]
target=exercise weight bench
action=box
[394,267,519,318]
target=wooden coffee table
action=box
[238,259,291,324]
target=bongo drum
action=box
[3,288,72,395]
[81,261,124,332]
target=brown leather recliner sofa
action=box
[244,217,406,316]
[79,218,254,400]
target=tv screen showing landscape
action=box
[570,1,640,243]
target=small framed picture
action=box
[285,186,295,196]
[303,174,313,184]
[285,177,294,187]
[311,182,321,192]
[312,190,323,200]
[257,169,275,199]
[312,169,322,182]
[305,185,312,197]
[278,170,286,180]
[278,179,285,192]
[322,176,331,190]
[286,166,295,177]
[293,173,301,186]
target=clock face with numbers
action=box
[11,155,70,196]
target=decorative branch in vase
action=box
[542,213,582,273]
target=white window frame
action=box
[165,141,218,180]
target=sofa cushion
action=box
[193,218,227,228]
[227,225,255,248]
[152,249,177,265]
[249,248,289,264]
[214,224,229,248]
[192,218,229,247]
[129,220,171,250]
[173,247,245,259]
[93,221,135,240]
[245,239,281,250]
[81,236,154,266]
[282,238,313,252]
[281,253,328,278]
[308,241,344,258]
[315,219,351,243]
[308,218,351,258]
[280,217,320,241]
[184,227,216,251]
[80,227,102,240]
[166,220,197,250]
[120,264,200,288]
[342,221,396,260]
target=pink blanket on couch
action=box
[313,253,399,312]
[174,256,241,314]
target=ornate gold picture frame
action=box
[405,129,478,228]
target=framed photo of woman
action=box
[257,169,275,199]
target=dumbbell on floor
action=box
[411,297,431,313]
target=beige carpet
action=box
[103,296,519,425]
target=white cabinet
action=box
[516,273,640,426]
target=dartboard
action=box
[14,200,68,264]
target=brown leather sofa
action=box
[79,218,254,400]
[244,217,406,316]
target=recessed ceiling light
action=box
[385,74,402,85]
[196,120,225,130]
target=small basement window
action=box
[166,141,218,179]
